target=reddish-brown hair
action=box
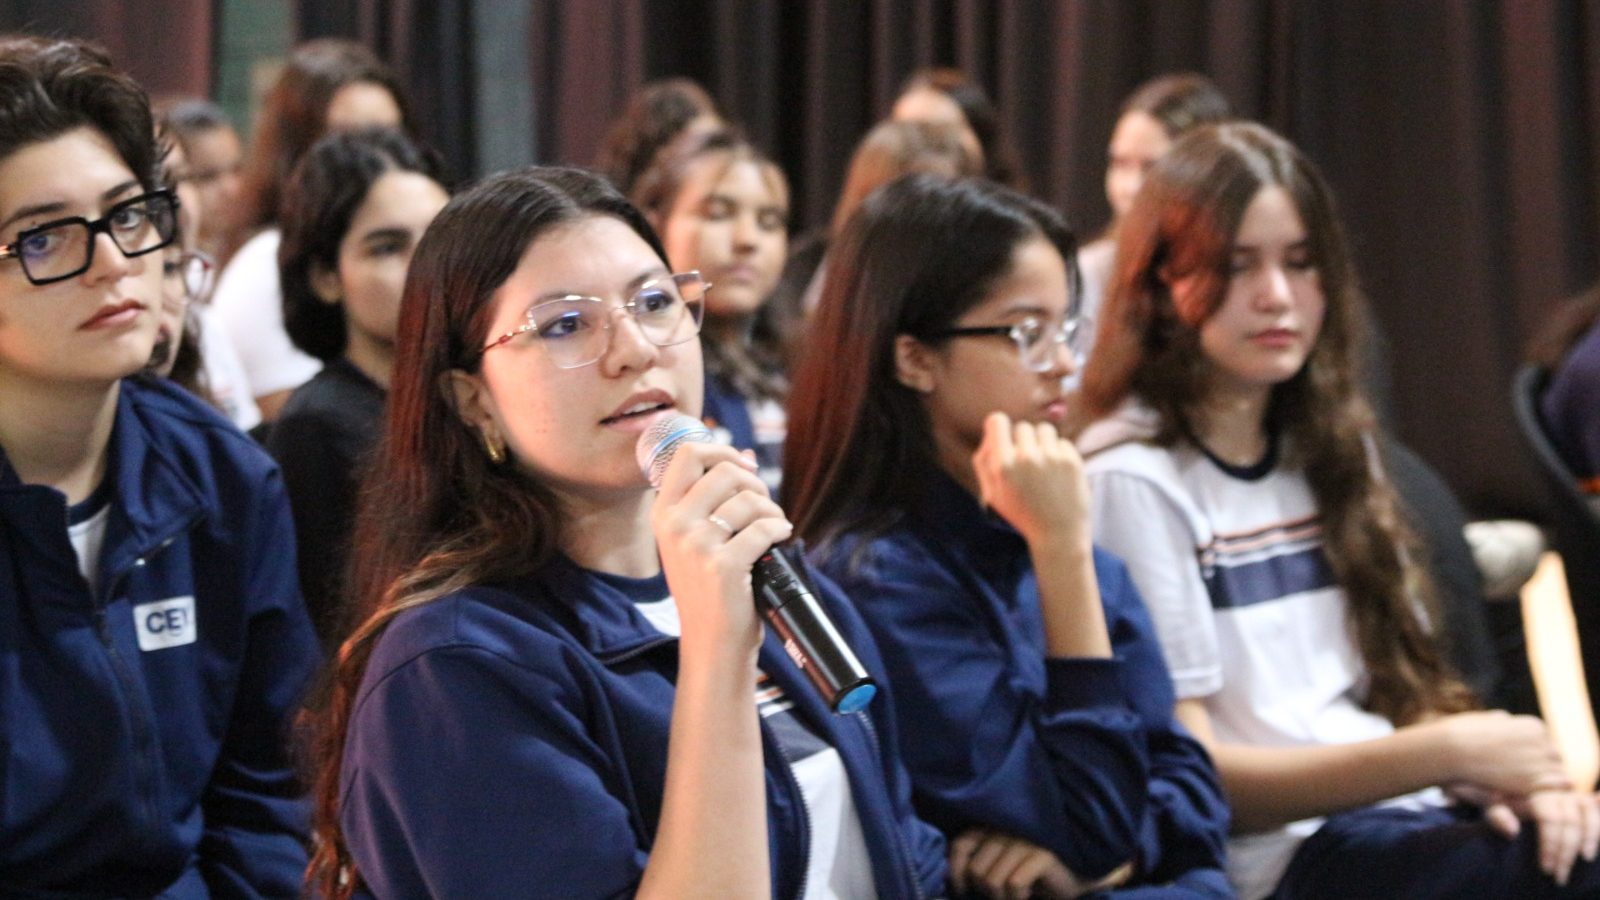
[1072,122,1474,724]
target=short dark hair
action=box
[783,174,1076,549]
[279,126,445,361]
[0,34,163,192]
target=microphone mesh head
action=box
[636,414,713,487]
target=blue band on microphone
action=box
[834,682,876,714]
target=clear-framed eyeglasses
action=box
[162,250,217,301]
[929,314,1093,373]
[0,189,180,286]
[481,271,709,369]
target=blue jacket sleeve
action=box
[199,467,320,898]
[1094,554,1231,885]
[820,538,1150,882]
[342,641,650,899]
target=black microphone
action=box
[637,414,877,713]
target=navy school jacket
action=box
[0,376,319,896]
[812,473,1233,897]
[340,554,947,899]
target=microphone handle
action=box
[752,547,877,714]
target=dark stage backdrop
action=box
[2,0,1596,522]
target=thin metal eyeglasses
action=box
[928,314,1093,373]
[480,271,710,369]
[162,249,217,301]
[0,189,180,286]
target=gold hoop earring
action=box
[481,430,506,465]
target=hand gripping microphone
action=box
[637,414,877,713]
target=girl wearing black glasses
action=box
[0,36,317,897]
[783,174,1231,898]
[309,166,946,898]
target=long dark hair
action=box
[632,127,790,403]
[1072,122,1474,724]
[783,174,1076,551]
[236,39,411,239]
[307,167,668,899]
[279,126,444,361]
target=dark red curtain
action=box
[0,0,213,99]
[303,0,1600,522]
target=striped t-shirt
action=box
[1084,426,1440,900]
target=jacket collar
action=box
[912,468,1028,567]
[0,380,207,569]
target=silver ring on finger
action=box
[708,514,734,535]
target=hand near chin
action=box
[971,411,1092,547]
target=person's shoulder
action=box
[369,584,576,679]
[125,376,273,473]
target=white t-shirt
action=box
[67,497,112,597]
[210,229,323,399]
[635,595,876,900]
[193,303,262,431]
[1081,406,1440,900]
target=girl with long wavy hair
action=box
[308,166,945,898]
[1073,121,1600,899]
[784,174,1231,898]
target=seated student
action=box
[212,39,413,422]
[1080,74,1231,351]
[632,129,791,490]
[1532,284,1600,512]
[0,35,318,895]
[593,76,724,197]
[764,118,985,371]
[308,167,946,898]
[1073,121,1600,900]
[893,67,1026,192]
[158,98,245,262]
[265,127,448,647]
[784,174,1231,898]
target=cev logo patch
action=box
[133,596,197,651]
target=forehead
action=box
[491,215,665,317]
[965,236,1070,317]
[0,127,137,219]
[1234,184,1308,246]
[686,156,786,205]
[1110,111,1171,155]
[349,171,448,223]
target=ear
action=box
[442,368,498,435]
[893,334,938,394]
[310,263,343,305]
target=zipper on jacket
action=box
[856,711,928,900]
[92,533,184,847]
[765,716,813,900]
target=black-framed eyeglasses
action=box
[0,189,180,286]
[162,249,216,301]
[480,271,710,369]
[928,314,1093,373]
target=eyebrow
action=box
[0,179,143,235]
[1232,238,1312,253]
[529,266,671,305]
[360,227,412,245]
